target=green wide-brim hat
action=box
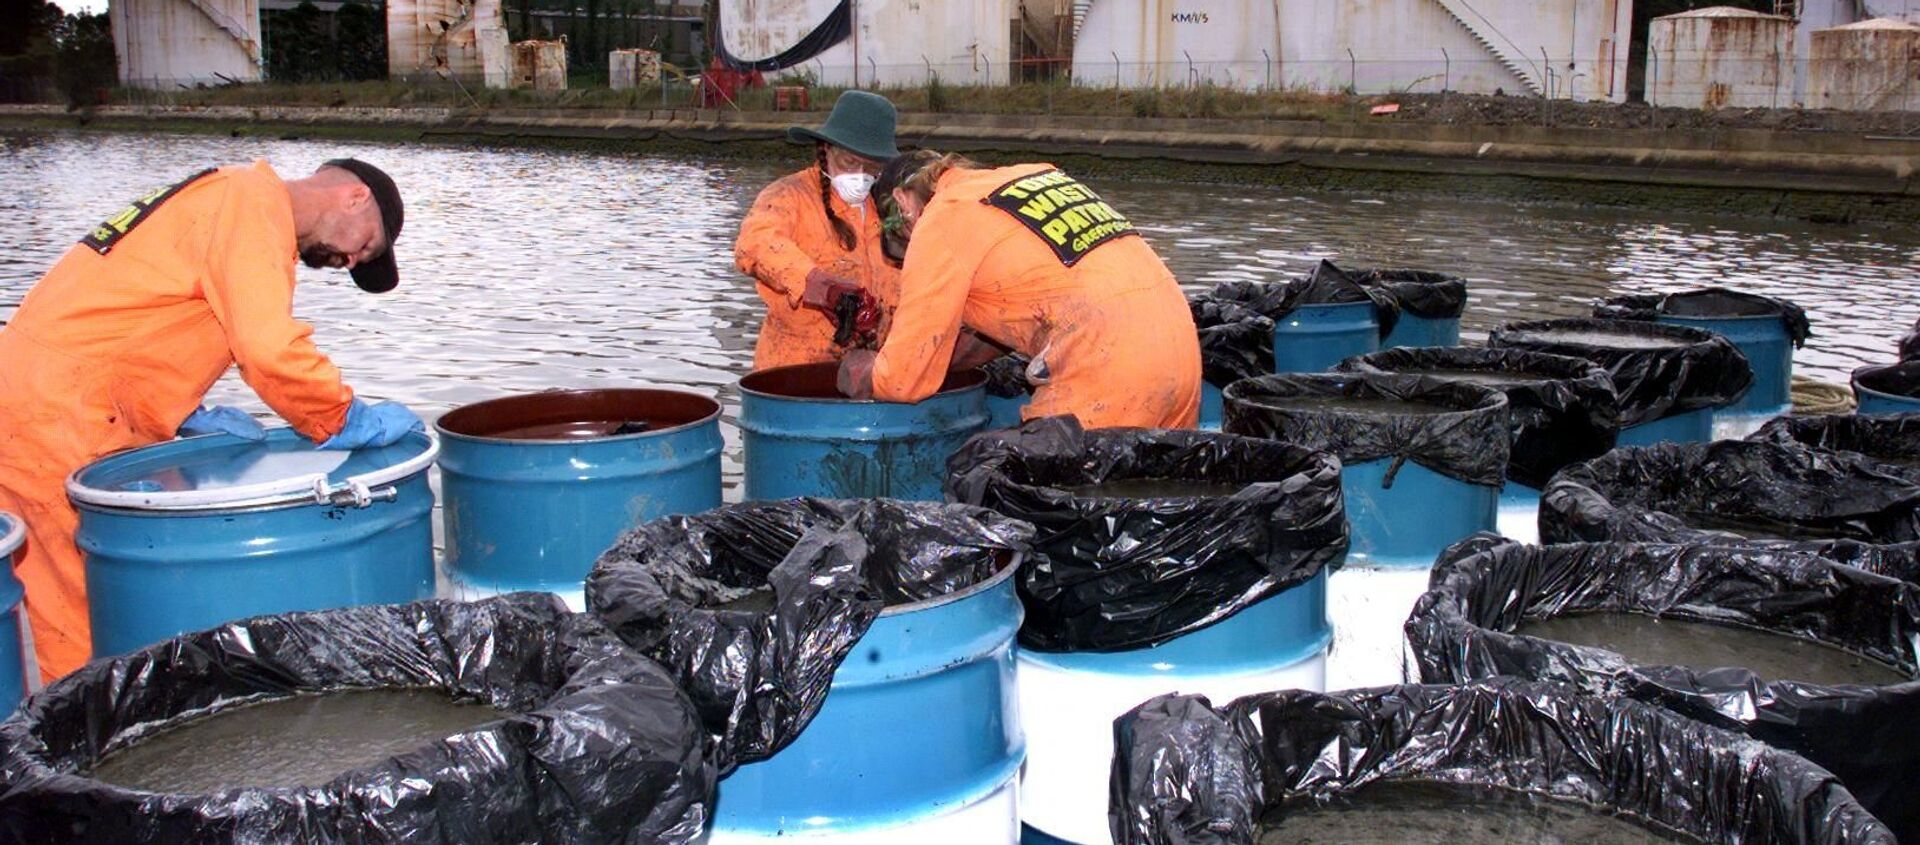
[787,90,900,161]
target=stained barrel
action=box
[435,388,722,610]
[1853,362,1920,416]
[739,363,988,501]
[69,428,437,658]
[0,512,26,715]
[1273,301,1380,373]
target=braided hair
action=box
[815,143,859,252]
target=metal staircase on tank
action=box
[1428,0,1543,95]
[1070,0,1090,41]
[181,0,264,68]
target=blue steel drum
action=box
[1660,312,1791,418]
[1616,406,1716,446]
[709,552,1024,844]
[1198,381,1224,431]
[1853,363,1920,416]
[985,393,1031,430]
[1017,572,1330,845]
[1382,313,1462,349]
[739,363,989,501]
[1273,301,1379,374]
[1342,458,1498,568]
[435,389,722,610]
[69,428,437,658]
[0,512,26,715]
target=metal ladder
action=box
[1429,0,1543,95]
[180,0,263,69]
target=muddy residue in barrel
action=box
[1519,331,1692,350]
[740,362,986,401]
[89,690,508,793]
[711,588,776,613]
[1398,369,1552,389]
[438,389,717,440]
[1261,782,1691,845]
[1264,396,1460,416]
[1515,613,1910,687]
[1063,478,1248,499]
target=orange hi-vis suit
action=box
[0,161,356,681]
[871,163,1202,430]
[735,165,901,370]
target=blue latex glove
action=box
[176,405,267,441]
[318,399,424,451]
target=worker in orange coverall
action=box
[735,90,905,370]
[836,150,1202,430]
[0,159,424,682]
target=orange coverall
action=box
[0,161,355,681]
[871,163,1201,430]
[735,165,901,370]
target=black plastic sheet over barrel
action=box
[1335,348,1619,489]
[1752,413,1920,481]
[1540,440,1920,546]
[1900,318,1920,362]
[1855,360,1920,400]
[0,594,715,845]
[585,498,1031,771]
[1594,287,1812,347]
[1187,297,1275,389]
[1489,318,1752,428]
[1353,268,1468,321]
[943,416,1347,652]
[1406,535,1920,842]
[1208,259,1400,340]
[1110,678,1895,845]
[1222,373,1509,487]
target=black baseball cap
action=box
[322,158,404,293]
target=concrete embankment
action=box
[3,103,1915,225]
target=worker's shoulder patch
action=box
[979,168,1137,266]
[79,168,217,256]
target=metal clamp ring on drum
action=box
[68,430,441,512]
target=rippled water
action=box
[4,130,1918,497]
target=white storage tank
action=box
[609,48,662,89]
[1647,6,1794,109]
[717,0,1012,86]
[110,0,263,89]
[1808,18,1920,111]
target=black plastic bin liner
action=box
[1540,440,1920,546]
[1407,535,1920,842]
[1489,318,1752,428]
[1110,678,1895,845]
[1208,259,1401,341]
[1752,413,1920,481]
[1854,360,1920,400]
[1188,297,1275,389]
[944,416,1347,652]
[1594,287,1813,348]
[1336,347,1619,489]
[586,498,1032,771]
[1353,268,1468,320]
[981,354,1035,400]
[1900,318,1920,362]
[1222,372,1509,488]
[0,593,716,845]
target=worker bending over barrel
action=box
[735,91,902,370]
[0,159,425,681]
[837,151,1202,429]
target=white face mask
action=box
[831,171,876,207]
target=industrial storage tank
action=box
[1068,0,1632,102]
[110,0,263,89]
[387,0,512,82]
[1808,19,1920,111]
[715,0,1013,86]
[1647,6,1794,109]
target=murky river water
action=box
[4,131,1917,496]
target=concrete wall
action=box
[1069,0,1632,102]
[1808,21,1920,111]
[719,0,1013,86]
[388,0,510,82]
[111,0,263,87]
[1648,8,1794,110]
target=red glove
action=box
[801,269,861,312]
[838,350,877,399]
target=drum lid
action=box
[68,428,437,511]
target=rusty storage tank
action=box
[386,0,508,82]
[435,388,723,610]
[1809,19,1920,112]
[1647,6,1794,109]
[511,38,568,90]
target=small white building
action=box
[1807,18,1920,112]
[1646,7,1795,109]
[110,0,265,89]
